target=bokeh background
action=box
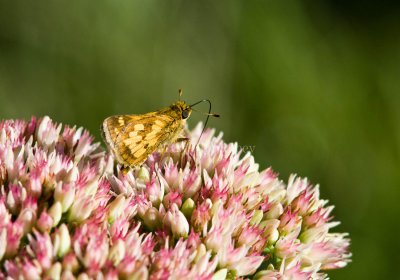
[1,1,399,279]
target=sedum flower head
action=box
[0,116,351,279]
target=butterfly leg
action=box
[159,145,168,162]
[176,137,195,166]
[176,137,190,152]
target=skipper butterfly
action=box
[102,90,219,171]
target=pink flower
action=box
[275,237,301,259]
[0,117,350,278]
[191,199,212,233]
[164,204,190,238]
[146,175,165,208]
[27,230,53,270]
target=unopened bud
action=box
[49,202,62,227]
[108,194,126,223]
[181,198,195,218]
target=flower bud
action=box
[210,199,222,216]
[194,243,207,263]
[264,203,283,219]
[300,225,328,244]
[108,239,125,266]
[163,191,182,209]
[143,207,161,230]
[37,210,53,232]
[250,210,264,226]
[107,194,126,223]
[146,178,164,208]
[164,204,189,238]
[192,200,212,233]
[68,197,95,223]
[268,229,279,244]
[137,166,150,182]
[77,273,90,280]
[53,224,71,258]
[46,262,61,280]
[36,116,60,147]
[65,166,80,183]
[278,208,303,239]
[126,265,148,279]
[274,237,300,259]
[22,260,42,280]
[54,182,75,213]
[0,228,6,261]
[5,221,23,257]
[205,227,224,253]
[61,270,75,279]
[62,253,79,273]
[237,226,263,247]
[16,208,35,235]
[212,269,228,280]
[253,269,280,280]
[181,198,195,218]
[49,202,62,227]
[259,219,280,244]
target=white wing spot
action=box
[124,135,142,146]
[152,124,162,131]
[134,124,145,131]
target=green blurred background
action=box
[1,1,399,279]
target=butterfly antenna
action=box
[178,89,183,101]
[190,99,220,149]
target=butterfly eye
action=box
[182,109,190,119]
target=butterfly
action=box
[101,90,219,171]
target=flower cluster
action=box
[0,116,350,279]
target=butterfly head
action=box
[172,100,192,120]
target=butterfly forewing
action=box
[103,108,184,167]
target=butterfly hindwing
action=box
[102,115,139,153]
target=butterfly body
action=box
[102,100,192,168]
